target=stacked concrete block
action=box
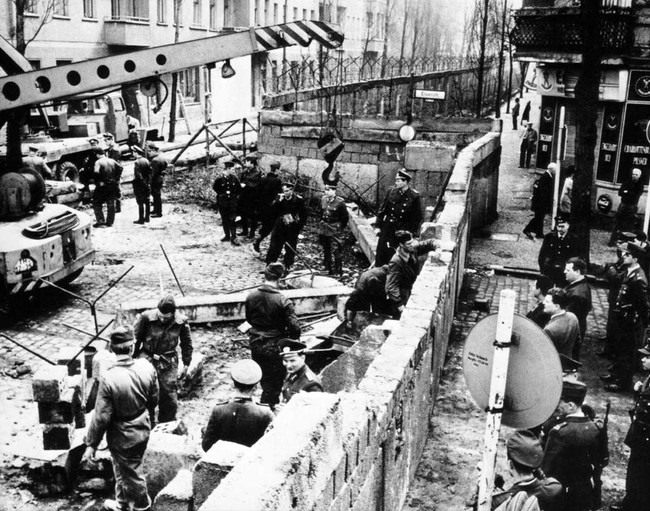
[32,347,90,450]
[153,469,193,511]
[193,440,249,509]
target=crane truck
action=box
[0,20,344,311]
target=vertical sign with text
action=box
[536,96,557,169]
[596,103,624,183]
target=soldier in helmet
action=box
[133,294,193,423]
[318,182,349,275]
[82,326,158,511]
[201,359,274,451]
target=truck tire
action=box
[56,161,80,182]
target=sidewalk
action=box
[405,92,630,510]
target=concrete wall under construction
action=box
[197,129,502,510]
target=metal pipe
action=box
[66,319,115,366]
[62,322,111,343]
[0,333,56,365]
[160,244,185,296]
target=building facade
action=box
[511,0,650,215]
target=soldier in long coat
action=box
[92,147,120,227]
[265,181,307,271]
[538,215,579,286]
[253,161,283,253]
[213,160,241,245]
[238,155,262,238]
[83,327,158,511]
[149,144,166,217]
[318,183,349,275]
[132,155,151,224]
[134,294,193,423]
[375,169,423,266]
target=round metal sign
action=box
[463,313,563,429]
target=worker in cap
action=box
[538,211,579,287]
[238,152,262,239]
[540,379,604,511]
[318,180,349,275]
[265,176,307,272]
[612,344,650,510]
[610,166,645,246]
[213,157,242,245]
[23,144,53,180]
[278,338,323,406]
[201,359,274,451]
[133,294,193,423]
[148,141,167,218]
[491,430,562,510]
[253,161,283,253]
[83,325,158,511]
[385,230,439,318]
[245,262,301,407]
[374,167,423,265]
[602,239,650,392]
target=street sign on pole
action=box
[414,89,446,100]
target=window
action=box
[366,12,373,33]
[264,0,269,24]
[54,0,69,16]
[56,59,72,66]
[224,0,230,26]
[209,0,217,29]
[180,67,200,102]
[302,9,307,20]
[111,0,120,17]
[310,10,315,20]
[293,7,297,20]
[193,0,202,25]
[174,0,183,25]
[83,0,95,18]
[273,3,278,23]
[157,0,167,23]
[336,7,346,25]
[28,59,41,70]
[25,0,38,13]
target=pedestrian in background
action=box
[82,326,158,511]
[559,164,574,216]
[213,160,241,246]
[201,359,273,451]
[92,147,119,228]
[511,98,520,130]
[134,294,193,423]
[609,167,645,246]
[374,169,423,266]
[253,161,283,254]
[132,154,151,225]
[523,163,555,240]
[238,155,262,239]
[519,122,538,168]
[149,143,166,218]
[103,133,123,213]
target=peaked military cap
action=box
[278,339,307,356]
[230,359,262,385]
[622,242,647,260]
[396,169,412,182]
[560,380,587,404]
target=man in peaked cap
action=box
[201,359,274,451]
[491,430,562,510]
[375,168,423,266]
[238,154,262,239]
[278,339,323,405]
[541,380,603,511]
[602,242,649,392]
[265,179,307,271]
[318,182,349,275]
[213,159,241,245]
[538,214,580,287]
[83,326,158,511]
[245,262,301,407]
[612,345,650,510]
[133,294,193,423]
[253,161,283,253]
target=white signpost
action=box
[413,89,446,101]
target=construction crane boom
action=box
[0,20,343,112]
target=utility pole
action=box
[476,0,490,117]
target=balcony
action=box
[104,17,152,47]
[511,6,633,56]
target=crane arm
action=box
[0,20,343,112]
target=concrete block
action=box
[38,385,81,425]
[56,346,84,376]
[42,423,75,450]
[193,440,249,509]
[153,468,193,511]
[32,366,69,403]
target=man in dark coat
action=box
[278,339,323,406]
[609,167,645,245]
[132,155,151,225]
[563,257,592,361]
[134,294,193,423]
[519,121,538,168]
[149,143,167,218]
[524,163,555,240]
[213,160,241,246]
[238,155,262,238]
[92,147,120,228]
[103,132,123,213]
[245,262,301,406]
[603,242,650,392]
[542,287,581,361]
[541,381,602,511]
[318,183,349,275]
[611,346,650,510]
[375,169,423,266]
[202,359,274,451]
[82,326,158,511]
[265,181,307,271]
[538,214,579,286]
[23,145,53,180]
[80,137,100,203]
[511,97,520,130]
[253,161,283,253]
[385,231,439,318]
[526,275,553,328]
[345,265,391,320]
